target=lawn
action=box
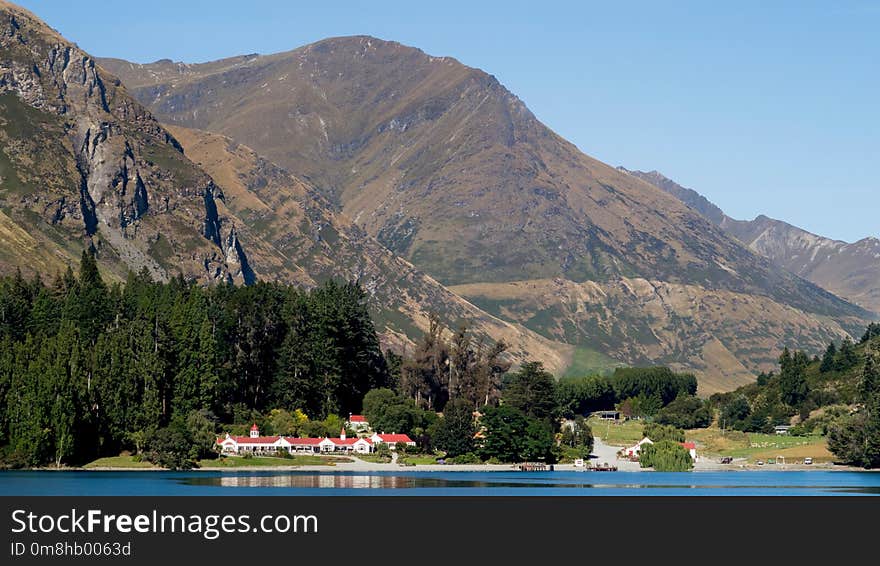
[83,456,158,469]
[198,455,350,468]
[399,454,443,466]
[588,417,645,447]
[686,429,831,463]
[353,453,392,464]
[562,347,622,378]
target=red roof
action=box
[218,435,280,445]
[376,434,414,444]
[289,437,322,446]
[680,442,696,450]
[250,423,259,431]
[349,415,367,423]
[217,434,372,447]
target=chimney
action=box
[340,427,346,441]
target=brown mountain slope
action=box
[450,277,855,394]
[621,168,880,314]
[163,124,574,372]
[0,2,571,373]
[98,37,872,392]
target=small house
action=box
[623,437,654,459]
[370,433,416,449]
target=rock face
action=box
[99,36,872,391]
[0,1,242,283]
[621,168,880,314]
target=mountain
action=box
[620,168,880,314]
[99,36,871,392]
[0,2,571,373]
[165,123,573,370]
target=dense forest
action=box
[0,252,390,467]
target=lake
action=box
[1,470,879,496]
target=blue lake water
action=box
[1,470,879,496]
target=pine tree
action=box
[820,342,837,373]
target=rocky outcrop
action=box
[224,224,256,285]
[0,1,250,283]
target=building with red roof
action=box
[370,432,416,448]
[216,424,375,455]
[347,414,370,432]
[680,442,698,461]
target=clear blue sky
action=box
[18,0,879,242]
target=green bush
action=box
[643,423,685,442]
[639,440,693,472]
[449,452,482,464]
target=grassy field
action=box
[588,417,645,446]
[562,347,622,378]
[83,456,157,469]
[83,454,351,469]
[588,420,833,464]
[686,429,832,463]
[199,455,350,468]
[399,454,443,466]
[352,453,392,464]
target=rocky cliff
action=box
[0,1,245,284]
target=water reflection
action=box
[182,473,880,494]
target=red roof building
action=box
[370,433,416,447]
[680,442,698,461]
[217,426,375,455]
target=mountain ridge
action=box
[619,167,880,314]
[97,36,868,318]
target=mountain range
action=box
[1,1,874,393]
[620,168,880,314]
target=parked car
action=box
[803,457,813,465]
[756,460,765,466]
[719,457,733,464]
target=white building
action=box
[317,429,374,454]
[680,442,698,462]
[370,433,416,449]
[623,437,654,459]
[347,414,370,432]
[216,424,373,455]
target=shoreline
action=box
[22,460,870,473]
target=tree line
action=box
[0,252,713,469]
[0,252,390,467]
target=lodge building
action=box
[216,424,415,456]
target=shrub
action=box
[639,440,693,471]
[449,452,482,464]
[643,423,685,442]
